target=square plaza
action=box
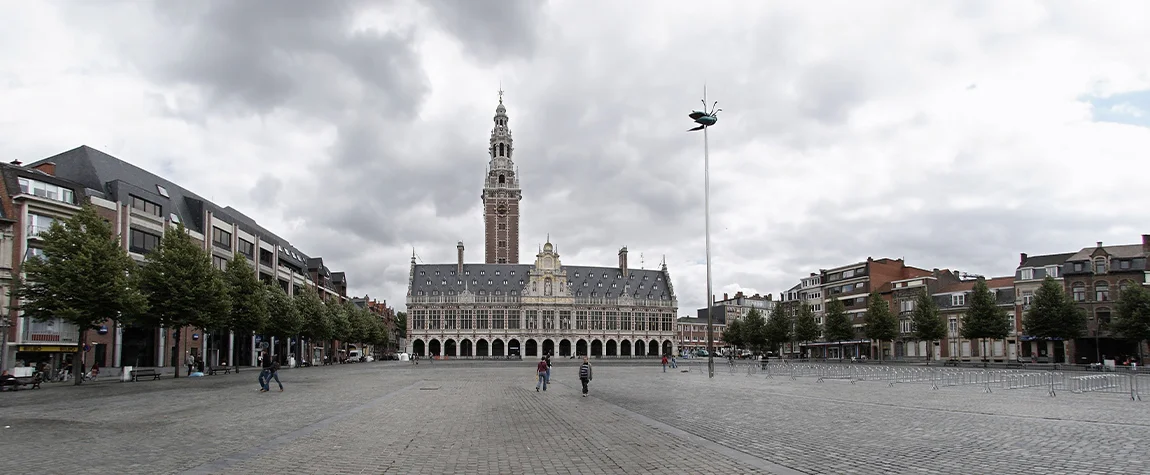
[1,361,1147,474]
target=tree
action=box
[395,311,407,339]
[962,279,1012,363]
[910,289,946,363]
[741,308,769,355]
[137,222,230,378]
[863,292,898,362]
[264,283,302,349]
[793,303,822,355]
[1111,282,1150,363]
[822,297,854,359]
[16,204,148,385]
[222,254,268,370]
[721,318,744,351]
[345,301,370,345]
[1023,277,1086,363]
[763,304,793,356]
[327,301,351,359]
[293,287,327,366]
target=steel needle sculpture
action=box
[688,88,720,379]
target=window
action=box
[1095,282,1109,302]
[130,195,162,217]
[1094,258,1107,274]
[259,248,274,266]
[1046,266,1060,278]
[498,223,506,230]
[1097,309,1112,328]
[129,228,161,254]
[1021,290,1034,306]
[900,300,914,313]
[212,227,232,250]
[156,185,169,198]
[901,320,914,334]
[212,255,228,271]
[1020,269,1033,280]
[24,247,46,262]
[1120,260,1131,270]
[169,213,180,225]
[951,294,965,306]
[1072,283,1086,302]
[498,240,506,248]
[237,239,254,258]
[26,213,57,238]
[19,177,74,204]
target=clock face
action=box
[497,205,507,215]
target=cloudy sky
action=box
[3,0,1150,314]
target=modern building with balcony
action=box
[18,145,352,370]
[0,160,90,371]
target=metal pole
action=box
[0,317,9,372]
[704,90,715,380]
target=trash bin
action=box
[121,366,134,382]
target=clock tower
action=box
[482,90,522,264]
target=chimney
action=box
[723,292,728,301]
[618,246,628,277]
[456,241,464,274]
[1019,253,1027,266]
[1143,235,1150,254]
[1097,241,1103,249]
[9,159,21,166]
[33,162,56,176]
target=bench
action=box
[2,375,41,391]
[130,369,161,382]
[209,367,232,375]
[943,359,960,367]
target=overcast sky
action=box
[3,1,1149,314]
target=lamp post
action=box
[687,88,721,378]
[0,316,9,371]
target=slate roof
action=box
[1019,252,1075,269]
[0,161,88,222]
[1068,244,1146,261]
[411,263,674,301]
[27,145,312,262]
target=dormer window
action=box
[1094,258,1107,274]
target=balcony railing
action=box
[27,224,52,239]
[21,317,80,343]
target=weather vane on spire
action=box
[498,82,504,104]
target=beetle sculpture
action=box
[687,100,721,131]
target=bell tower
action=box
[482,89,522,264]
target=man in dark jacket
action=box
[578,357,593,397]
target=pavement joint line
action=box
[550,380,808,475]
[179,380,424,475]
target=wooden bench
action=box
[130,369,161,382]
[2,375,41,391]
[209,367,232,375]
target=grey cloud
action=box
[424,0,548,62]
[250,174,282,207]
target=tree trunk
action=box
[926,340,933,366]
[73,328,86,386]
[173,328,181,379]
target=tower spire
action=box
[482,91,521,264]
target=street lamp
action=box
[687,88,722,379]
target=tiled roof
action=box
[1019,252,1075,269]
[411,263,674,301]
[937,276,1015,293]
[1068,244,1146,261]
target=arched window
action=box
[1072,282,1086,302]
[498,174,505,184]
[499,143,505,156]
[1094,281,1109,302]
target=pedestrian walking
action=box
[545,355,552,384]
[266,358,284,392]
[186,352,196,376]
[671,355,678,369]
[578,357,593,397]
[536,357,549,392]
[661,355,668,372]
[258,350,274,392]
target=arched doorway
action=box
[620,340,631,357]
[492,339,504,356]
[445,339,457,357]
[663,340,673,356]
[606,340,617,356]
[429,339,441,357]
[525,339,538,357]
[576,339,587,356]
[635,340,645,357]
[648,340,658,356]
[591,340,603,356]
[508,339,521,357]
[412,339,425,356]
[477,339,489,357]
[461,339,473,357]
[559,339,572,356]
[543,339,555,356]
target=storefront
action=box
[13,344,78,372]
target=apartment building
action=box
[0,161,90,371]
[676,316,726,354]
[695,291,775,325]
[1014,252,1074,363]
[352,295,399,355]
[933,276,1016,362]
[1060,238,1150,364]
[885,268,963,360]
[18,145,351,370]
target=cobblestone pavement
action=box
[2,360,1146,474]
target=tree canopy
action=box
[222,254,268,337]
[822,297,854,343]
[1023,277,1086,340]
[910,288,946,360]
[793,302,821,344]
[740,308,769,355]
[1112,282,1150,359]
[863,291,898,343]
[721,318,743,349]
[764,304,793,354]
[16,204,148,385]
[961,279,1012,342]
[394,311,408,339]
[294,286,329,342]
[264,283,302,339]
